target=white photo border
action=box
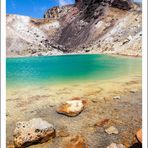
[1,0,147,147]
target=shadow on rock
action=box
[130,143,142,148]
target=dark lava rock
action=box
[111,0,133,10]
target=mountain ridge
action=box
[6,0,142,57]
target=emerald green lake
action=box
[6,54,141,88]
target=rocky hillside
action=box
[6,14,63,56]
[6,0,142,57]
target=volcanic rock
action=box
[111,0,133,10]
[56,100,85,117]
[44,5,78,20]
[13,118,56,147]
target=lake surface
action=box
[6,54,142,88]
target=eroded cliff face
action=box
[6,0,142,57]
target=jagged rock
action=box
[136,128,142,143]
[44,5,78,19]
[105,126,119,134]
[56,100,85,117]
[76,0,133,10]
[13,118,56,147]
[107,143,126,148]
[62,135,88,148]
[111,0,133,10]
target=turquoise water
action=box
[6,54,142,88]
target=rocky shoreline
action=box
[7,91,142,148]
[7,76,142,148]
[6,51,142,59]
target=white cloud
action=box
[58,0,75,6]
[59,0,68,6]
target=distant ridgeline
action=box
[44,0,133,19]
[6,0,142,57]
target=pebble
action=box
[128,35,133,40]
[113,96,121,99]
[94,119,109,127]
[107,143,126,148]
[105,126,119,135]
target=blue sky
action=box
[135,0,142,2]
[6,0,141,18]
[6,0,75,18]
